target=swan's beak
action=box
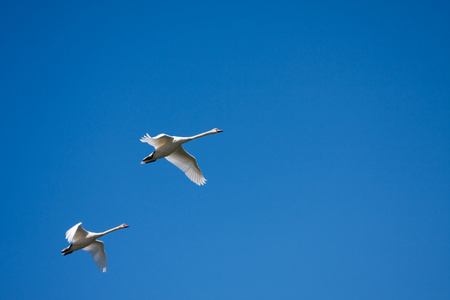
[124,224,130,228]
[217,129,223,133]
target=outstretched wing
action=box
[140,133,173,148]
[65,222,89,243]
[165,146,206,186]
[83,240,107,272]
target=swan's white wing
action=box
[140,133,173,148]
[83,240,107,272]
[165,146,206,186]
[65,222,89,243]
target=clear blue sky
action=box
[1,1,449,299]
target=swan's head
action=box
[121,224,130,228]
[214,128,223,133]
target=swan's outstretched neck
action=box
[97,225,128,237]
[185,129,221,142]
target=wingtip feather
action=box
[140,133,151,142]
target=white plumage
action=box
[140,128,223,185]
[62,222,129,272]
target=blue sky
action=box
[1,1,449,299]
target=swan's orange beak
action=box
[217,129,223,133]
[124,224,130,228]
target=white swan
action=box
[61,222,129,272]
[140,128,223,185]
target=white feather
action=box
[140,128,222,185]
[62,223,129,272]
[83,241,107,272]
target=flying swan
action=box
[61,222,129,272]
[140,128,223,185]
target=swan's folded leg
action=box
[62,244,73,255]
[141,152,155,164]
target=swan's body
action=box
[61,222,129,272]
[140,128,223,186]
